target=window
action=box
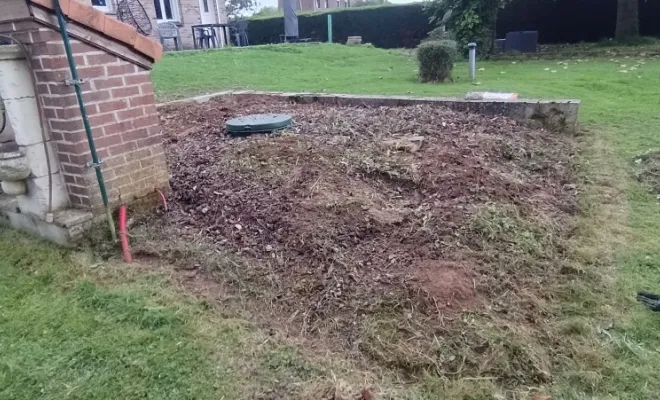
[336,0,340,7]
[316,0,321,9]
[153,0,181,21]
[91,0,112,12]
[203,0,209,12]
[324,0,328,8]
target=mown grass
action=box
[0,230,354,399]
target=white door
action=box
[198,0,216,24]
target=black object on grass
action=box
[637,291,660,312]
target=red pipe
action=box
[155,188,168,212]
[118,203,132,263]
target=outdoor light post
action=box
[468,42,477,80]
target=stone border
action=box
[158,90,581,133]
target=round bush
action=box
[417,41,456,83]
[434,39,458,53]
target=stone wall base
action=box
[0,195,93,245]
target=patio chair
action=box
[195,27,219,49]
[157,22,180,51]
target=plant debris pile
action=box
[633,149,660,194]
[154,96,577,383]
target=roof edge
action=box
[28,0,162,62]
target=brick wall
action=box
[178,0,204,48]
[0,19,169,212]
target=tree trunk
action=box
[615,0,639,40]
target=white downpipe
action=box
[215,0,227,47]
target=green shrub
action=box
[416,41,456,83]
[434,39,458,52]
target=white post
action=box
[468,42,477,80]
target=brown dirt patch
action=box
[138,96,577,385]
[415,261,477,310]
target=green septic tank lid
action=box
[226,113,292,136]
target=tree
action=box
[252,6,282,17]
[226,0,257,19]
[615,0,640,40]
[425,0,509,54]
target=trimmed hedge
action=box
[498,0,660,44]
[417,41,455,82]
[248,4,432,49]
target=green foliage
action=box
[252,6,281,17]
[426,0,509,53]
[226,0,257,18]
[416,40,455,82]
[248,4,431,48]
[434,38,458,52]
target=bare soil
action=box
[142,96,577,388]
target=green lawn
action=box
[0,230,332,399]
[3,43,660,399]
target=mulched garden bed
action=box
[147,95,578,384]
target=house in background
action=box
[88,0,228,49]
[278,0,352,12]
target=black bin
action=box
[504,31,538,53]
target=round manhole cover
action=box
[226,113,292,137]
